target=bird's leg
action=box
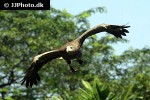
[66,60,77,72]
[77,59,83,65]
[69,65,77,72]
[76,57,83,65]
[73,58,83,71]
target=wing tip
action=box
[21,70,40,88]
[107,25,130,38]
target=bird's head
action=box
[66,46,75,53]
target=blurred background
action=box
[0,0,150,100]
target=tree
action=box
[0,7,149,100]
[0,7,108,99]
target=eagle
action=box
[21,24,130,87]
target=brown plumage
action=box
[21,24,130,87]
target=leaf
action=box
[82,80,93,93]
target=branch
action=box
[0,59,25,88]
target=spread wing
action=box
[76,24,130,46]
[21,50,62,87]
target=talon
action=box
[70,66,78,72]
[77,59,83,65]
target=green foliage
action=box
[75,76,146,100]
[0,6,150,100]
[0,7,107,99]
[76,77,110,100]
[74,7,107,34]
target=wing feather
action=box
[21,50,62,87]
[76,24,130,46]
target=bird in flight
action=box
[21,24,130,87]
